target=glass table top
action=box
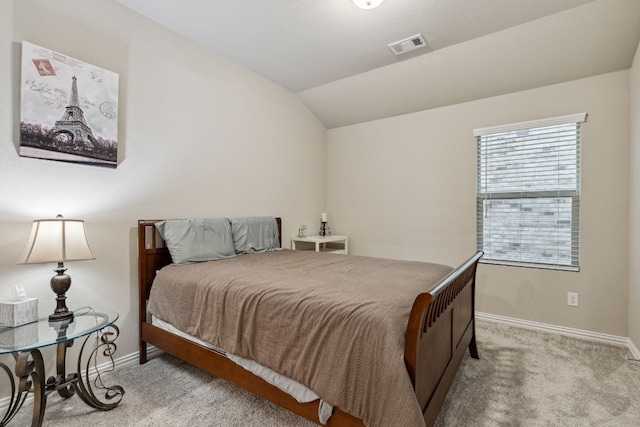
[0,309,118,354]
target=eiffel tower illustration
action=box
[49,76,96,150]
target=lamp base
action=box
[48,316,74,341]
[50,263,74,323]
[49,310,74,323]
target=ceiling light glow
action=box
[352,0,384,9]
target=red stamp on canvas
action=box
[32,59,56,76]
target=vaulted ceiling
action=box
[116,0,640,128]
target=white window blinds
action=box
[475,113,586,270]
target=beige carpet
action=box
[9,320,640,426]
[436,321,640,427]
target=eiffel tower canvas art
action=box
[49,75,97,151]
[19,41,119,168]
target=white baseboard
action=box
[627,338,640,360]
[477,311,639,358]
[114,344,163,370]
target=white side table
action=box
[291,235,348,254]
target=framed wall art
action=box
[19,41,119,168]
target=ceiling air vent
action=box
[388,34,427,56]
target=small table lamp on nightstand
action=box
[17,215,96,322]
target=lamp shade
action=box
[17,217,96,264]
[352,0,384,9]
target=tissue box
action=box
[0,321,39,349]
[0,298,39,327]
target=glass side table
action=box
[0,310,124,427]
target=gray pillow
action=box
[229,217,280,254]
[155,218,236,264]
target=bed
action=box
[138,217,482,426]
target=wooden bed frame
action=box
[138,218,482,427]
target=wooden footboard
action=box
[405,251,483,426]
[138,219,481,427]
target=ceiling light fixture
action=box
[352,0,384,9]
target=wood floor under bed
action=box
[137,218,482,426]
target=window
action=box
[474,113,586,271]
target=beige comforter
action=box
[148,249,452,427]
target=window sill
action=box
[479,258,580,272]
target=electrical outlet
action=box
[567,292,579,307]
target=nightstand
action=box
[291,235,348,254]
[0,310,124,426]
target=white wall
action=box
[328,71,630,336]
[0,0,326,381]
[630,41,640,349]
